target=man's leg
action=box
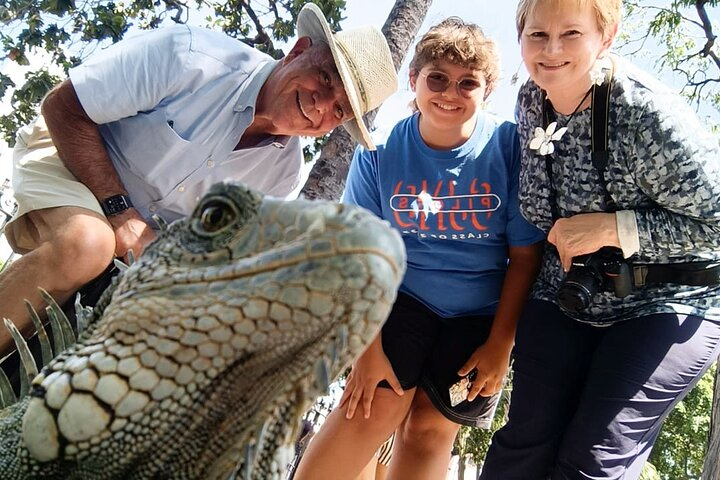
[0,206,115,356]
[552,313,720,480]
[389,388,460,480]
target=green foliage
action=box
[304,135,330,163]
[0,0,346,145]
[454,377,511,471]
[640,461,661,480]
[457,364,715,479]
[649,363,715,480]
[0,68,62,146]
[621,1,720,124]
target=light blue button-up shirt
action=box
[69,25,302,224]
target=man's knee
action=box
[52,227,115,281]
[22,208,116,286]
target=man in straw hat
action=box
[0,2,397,356]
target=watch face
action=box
[102,194,133,217]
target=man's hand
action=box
[338,334,404,420]
[107,208,156,261]
[548,212,620,271]
[458,341,512,402]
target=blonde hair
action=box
[409,17,500,97]
[516,0,622,38]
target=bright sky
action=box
[343,0,523,130]
[342,0,720,134]
[1,0,718,179]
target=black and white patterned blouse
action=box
[517,54,720,324]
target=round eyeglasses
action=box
[419,71,484,98]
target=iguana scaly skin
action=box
[0,182,405,479]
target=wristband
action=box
[100,194,133,217]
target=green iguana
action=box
[0,182,406,479]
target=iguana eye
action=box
[198,200,237,233]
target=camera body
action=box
[557,247,633,314]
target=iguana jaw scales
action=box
[2,182,405,479]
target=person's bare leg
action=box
[374,461,389,480]
[294,388,416,480]
[388,389,460,480]
[355,456,379,480]
[0,207,115,355]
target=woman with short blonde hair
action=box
[480,1,720,478]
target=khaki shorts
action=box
[6,116,103,253]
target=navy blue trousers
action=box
[480,300,720,480]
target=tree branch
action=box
[694,0,720,71]
[239,0,271,45]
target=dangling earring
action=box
[408,98,419,113]
[589,58,607,86]
[510,60,524,86]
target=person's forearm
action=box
[487,243,543,347]
[41,79,127,201]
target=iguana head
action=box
[16,182,406,479]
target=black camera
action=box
[557,247,633,314]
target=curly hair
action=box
[409,17,500,97]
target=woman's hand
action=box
[458,340,512,402]
[338,335,404,420]
[548,212,620,271]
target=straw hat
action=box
[297,2,397,150]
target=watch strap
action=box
[100,194,133,217]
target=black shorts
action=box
[379,292,501,427]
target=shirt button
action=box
[207,159,215,167]
[149,204,157,213]
[178,185,185,193]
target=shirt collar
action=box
[233,59,292,148]
[233,58,279,113]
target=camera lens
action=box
[557,280,595,313]
[557,266,603,314]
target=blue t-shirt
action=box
[343,112,545,317]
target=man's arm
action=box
[41,79,156,259]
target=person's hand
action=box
[548,212,620,271]
[458,341,512,402]
[338,335,404,420]
[107,208,157,262]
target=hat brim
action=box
[296,3,375,150]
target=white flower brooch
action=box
[529,121,568,156]
[590,68,605,87]
[589,62,607,86]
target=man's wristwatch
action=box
[100,194,133,217]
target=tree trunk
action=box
[300,0,433,201]
[458,454,466,480]
[702,362,720,480]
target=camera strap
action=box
[591,62,720,288]
[633,261,720,287]
[541,61,615,222]
[547,60,720,289]
[590,63,616,211]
